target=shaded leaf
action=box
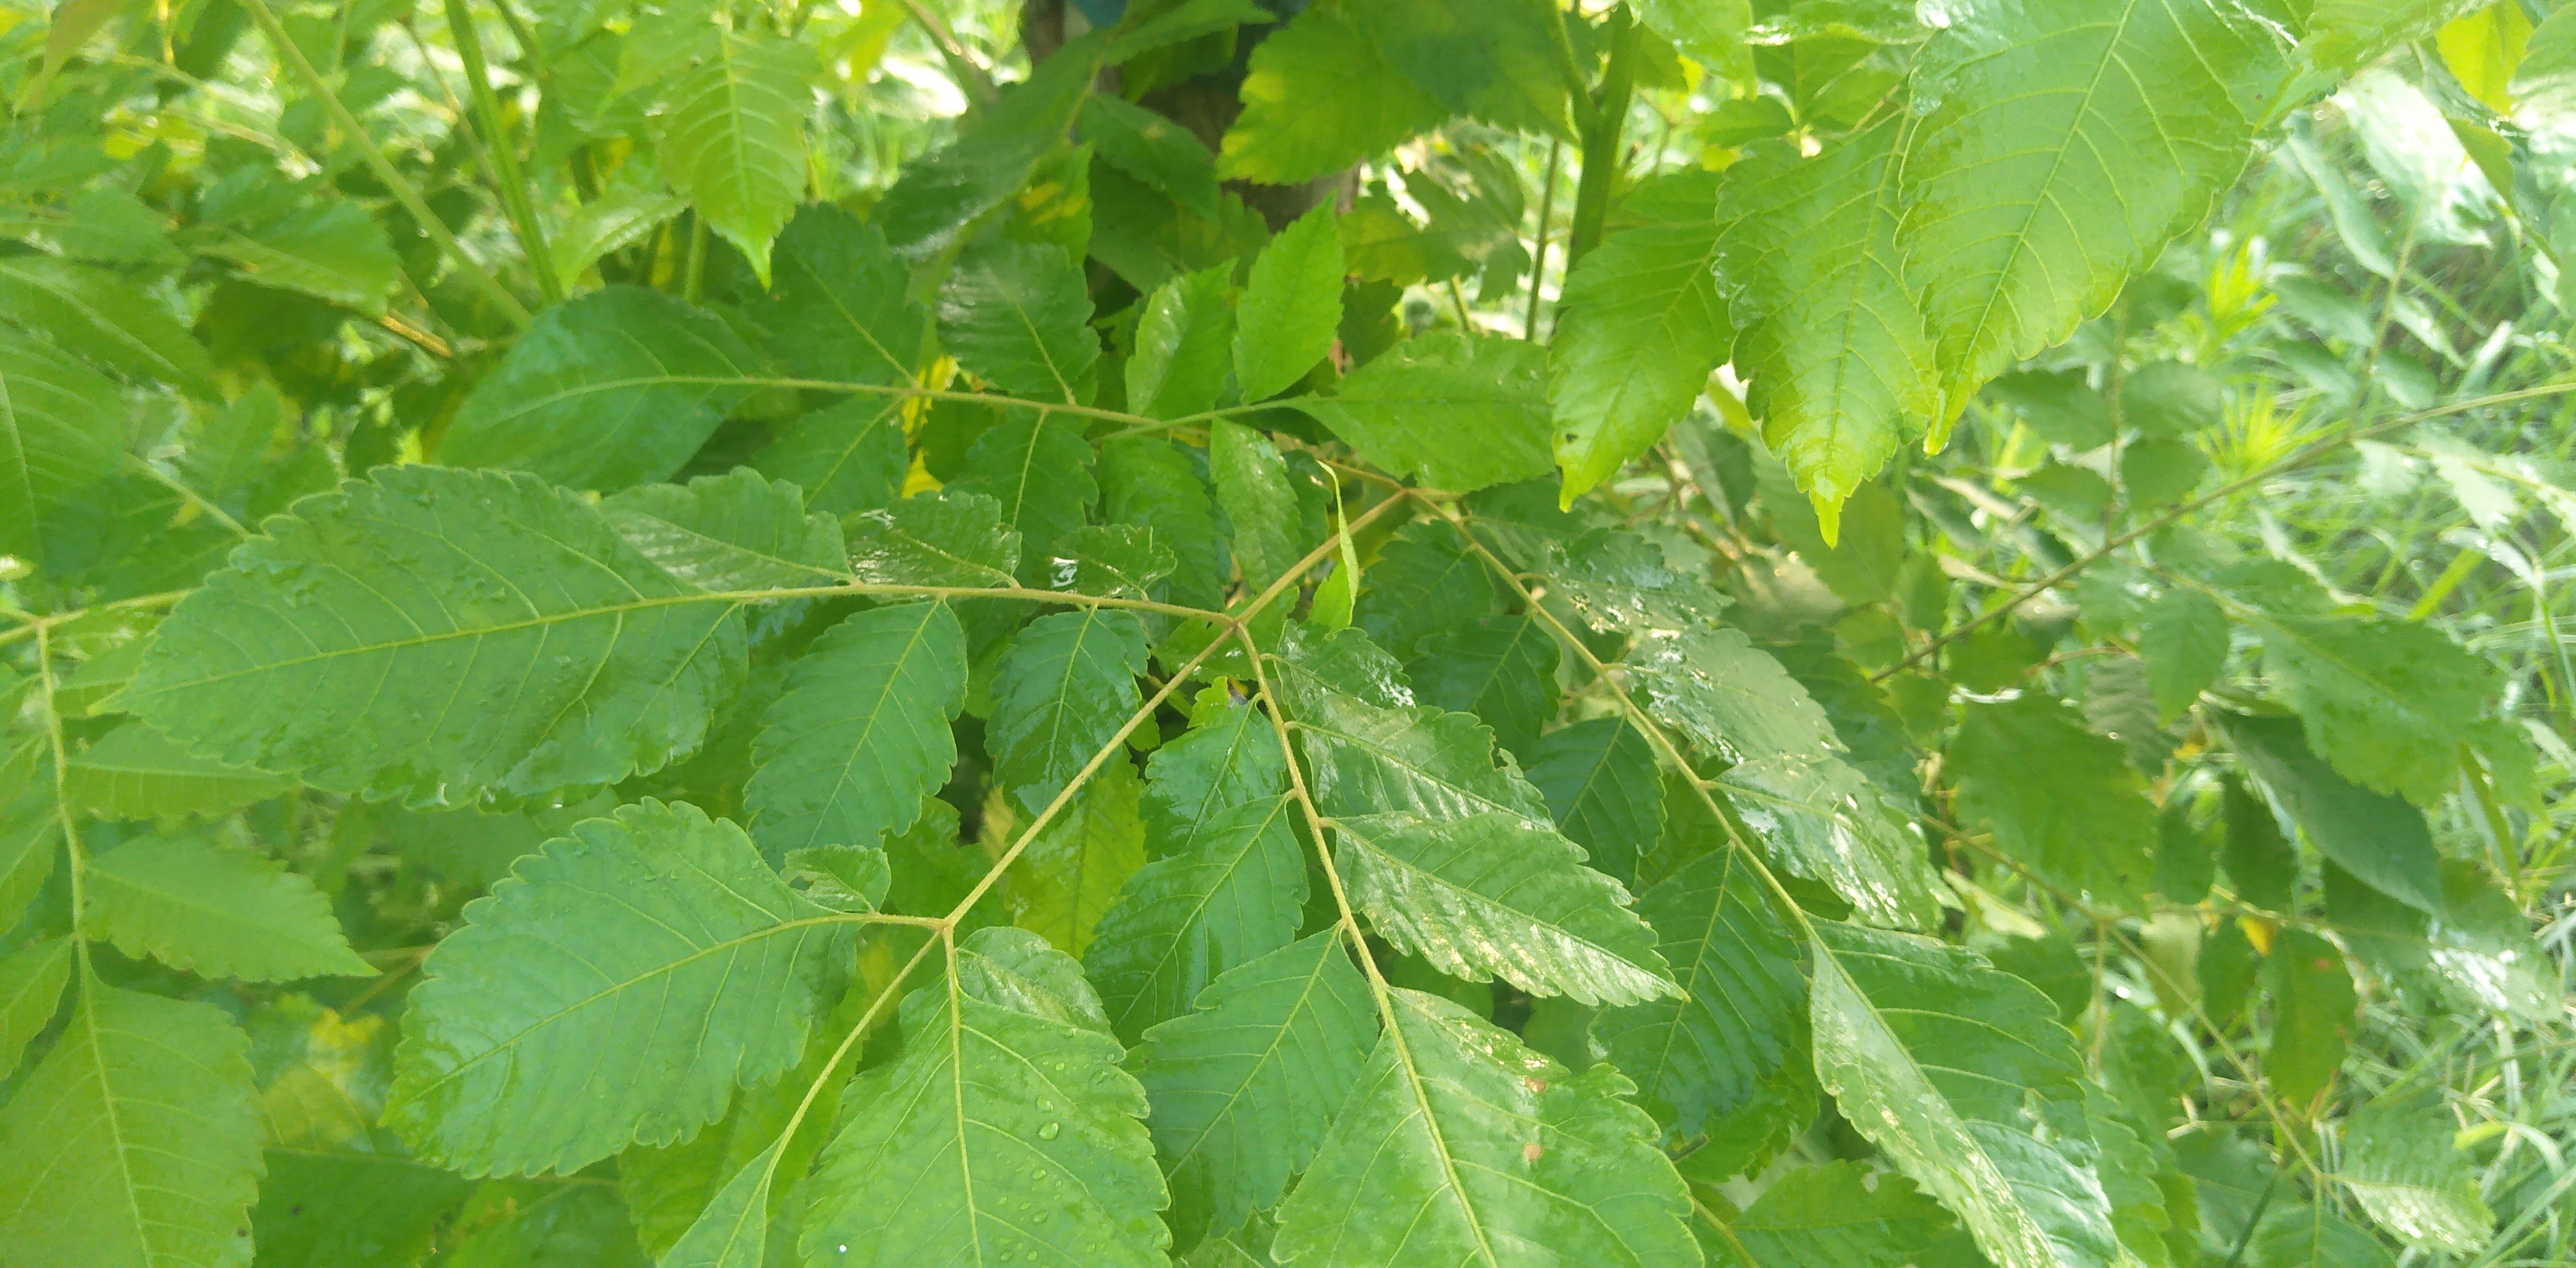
[83,833,370,980]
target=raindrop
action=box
[1037,1121,1060,1140]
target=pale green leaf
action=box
[2340,1089,2491,1254]
[1704,1159,1985,1268]
[950,414,1098,587]
[1217,2,1448,185]
[765,204,929,388]
[658,32,813,285]
[385,801,855,1175]
[1808,920,2121,1268]
[82,833,370,980]
[1129,931,1376,1249]
[1234,204,1343,402]
[874,40,1099,254]
[0,323,124,565]
[662,1141,784,1268]
[747,599,968,859]
[1303,332,1556,495]
[600,467,848,594]
[1546,173,1728,505]
[1085,794,1306,1042]
[1125,266,1236,421]
[0,935,71,1075]
[124,467,746,802]
[2305,0,2479,74]
[1001,756,1147,955]
[206,202,400,313]
[63,719,290,820]
[1595,846,1805,1137]
[1273,646,1552,826]
[1899,0,2285,422]
[0,981,264,1268]
[989,608,1149,812]
[2263,928,2356,1107]
[2253,611,2497,805]
[2138,589,2227,721]
[938,241,1100,405]
[846,489,1022,588]
[1951,694,2158,913]
[1271,988,1698,1268]
[0,255,217,396]
[440,287,763,491]
[1628,624,1838,764]
[799,931,1168,1268]
[2247,1202,2395,1268]
[755,397,912,519]
[1333,810,1679,1007]
[548,180,685,293]
[1715,124,1934,526]
[1211,419,1304,589]
[2224,714,2443,914]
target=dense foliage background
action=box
[0,0,2574,1265]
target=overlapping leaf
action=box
[747,600,968,859]
[989,609,1149,812]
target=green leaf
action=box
[2247,1202,2395,1268]
[661,1140,784,1268]
[764,204,929,388]
[1274,648,1552,826]
[1142,688,1290,842]
[1125,266,1237,420]
[248,1149,476,1268]
[1085,794,1306,1042]
[1333,810,1678,1006]
[440,287,764,491]
[1272,987,1698,1268]
[1634,0,1754,66]
[0,323,123,565]
[1704,1159,1985,1268]
[874,40,1100,254]
[799,933,1168,1268]
[1526,718,1665,888]
[2305,0,2479,74]
[124,467,746,802]
[0,935,71,1075]
[955,925,1120,1031]
[2137,589,2227,722]
[1001,755,1147,955]
[658,31,813,285]
[989,608,1149,812]
[600,467,848,594]
[847,489,1022,588]
[63,719,290,819]
[2252,611,2497,804]
[385,800,855,1175]
[0,981,264,1268]
[1129,931,1377,1249]
[1629,625,1839,764]
[1546,174,1728,505]
[1536,526,1732,635]
[206,202,401,313]
[1100,435,1227,609]
[1234,204,1343,402]
[1352,521,1497,658]
[1407,615,1559,762]
[1899,0,2285,422]
[2328,859,2559,1022]
[1594,845,1806,1137]
[747,600,967,859]
[1217,2,1448,185]
[938,241,1100,405]
[548,180,686,294]
[1210,417,1305,589]
[2224,713,2443,914]
[1303,332,1556,495]
[1081,95,1222,219]
[1951,694,2158,913]
[2262,928,2356,1107]
[950,414,1099,587]
[444,1182,650,1266]
[2340,1088,2492,1254]
[0,255,217,396]
[1352,0,1574,139]
[1807,920,2121,1268]
[82,833,370,980]
[1061,523,1177,604]
[1714,125,1935,526]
